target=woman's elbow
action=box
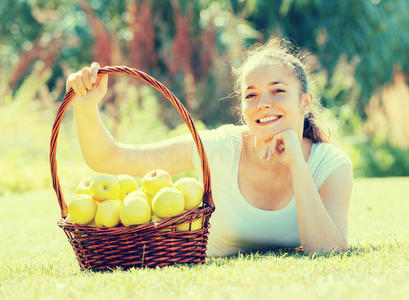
[303,242,349,255]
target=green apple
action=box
[95,199,121,227]
[67,194,97,225]
[142,169,173,197]
[117,174,139,200]
[120,195,151,227]
[173,177,204,210]
[152,187,184,218]
[75,177,92,196]
[90,174,120,202]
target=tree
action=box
[239,0,409,119]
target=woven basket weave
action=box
[49,66,215,271]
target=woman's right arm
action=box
[67,62,195,177]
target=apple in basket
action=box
[66,194,97,224]
[152,187,185,218]
[117,174,139,200]
[173,177,204,210]
[142,169,173,198]
[95,199,122,227]
[149,213,173,232]
[175,210,204,231]
[75,177,92,196]
[127,190,153,209]
[151,214,161,222]
[120,193,151,226]
[90,174,120,202]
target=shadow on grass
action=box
[74,245,383,273]
[203,244,382,267]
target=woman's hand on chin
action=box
[259,129,304,169]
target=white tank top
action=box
[192,124,353,257]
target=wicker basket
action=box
[50,66,215,271]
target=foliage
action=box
[1,0,409,177]
[240,0,409,120]
[352,137,409,177]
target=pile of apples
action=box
[66,169,204,231]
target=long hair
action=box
[233,37,337,143]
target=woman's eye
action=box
[273,89,285,94]
[245,94,256,99]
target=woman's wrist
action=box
[288,156,308,174]
[72,101,99,112]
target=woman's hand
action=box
[65,62,108,108]
[259,129,305,169]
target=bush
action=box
[350,137,409,177]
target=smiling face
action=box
[241,60,311,143]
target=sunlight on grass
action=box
[1,179,408,299]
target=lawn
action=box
[1,177,408,300]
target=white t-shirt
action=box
[192,124,353,257]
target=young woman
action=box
[66,37,353,256]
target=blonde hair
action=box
[233,37,337,144]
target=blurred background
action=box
[1,0,409,195]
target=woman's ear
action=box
[301,92,313,113]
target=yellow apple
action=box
[152,187,184,218]
[151,214,162,222]
[125,190,152,209]
[173,177,204,210]
[176,213,204,231]
[66,214,73,223]
[67,194,97,225]
[90,174,120,202]
[75,177,92,196]
[120,195,151,227]
[150,214,173,232]
[87,219,98,226]
[142,169,173,197]
[95,199,121,227]
[117,174,139,200]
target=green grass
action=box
[1,178,408,300]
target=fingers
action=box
[272,134,285,151]
[70,77,80,96]
[97,74,108,88]
[74,72,88,96]
[266,147,272,160]
[65,75,71,93]
[66,62,101,96]
[90,62,100,84]
[82,67,92,91]
[264,134,285,162]
[259,144,268,160]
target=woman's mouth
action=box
[256,115,282,125]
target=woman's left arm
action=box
[290,160,353,254]
[263,129,353,254]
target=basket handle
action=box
[50,66,214,218]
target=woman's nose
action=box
[257,96,272,110]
